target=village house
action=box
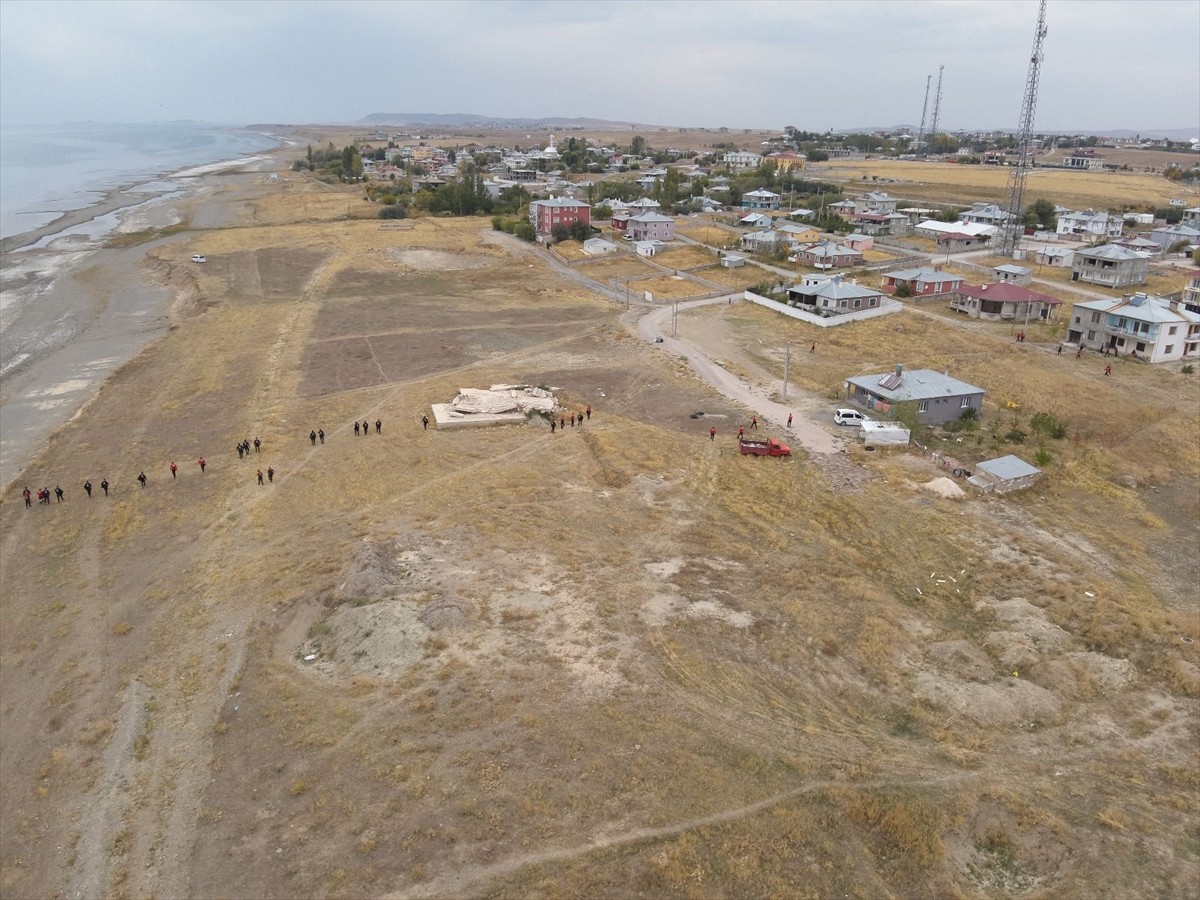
[792,241,863,269]
[916,219,995,251]
[843,232,874,251]
[741,189,782,210]
[1113,236,1162,258]
[844,365,986,424]
[626,197,662,213]
[967,455,1042,494]
[1185,269,1200,307]
[627,212,675,242]
[951,282,1062,321]
[740,230,781,253]
[581,237,618,256]
[880,267,964,298]
[853,191,899,216]
[610,212,631,234]
[786,276,885,315]
[777,223,823,244]
[993,263,1033,285]
[1056,209,1124,240]
[1067,293,1200,362]
[1032,245,1075,267]
[723,150,763,171]
[528,197,591,238]
[960,202,1011,227]
[1148,223,1200,252]
[738,212,773,228]
[1071,244,1149,287]
[635,240,664,258]
[827,199,858,218]
[1183,207,1200,226]
[849,211,912,236]
[789,208,815,220]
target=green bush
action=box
[1182,363,1195,375]
[514,222,536,242]
[1035,447,1053,466]
[1029,411,1067,439]
[379,204,407,220]
[1005,428,1028,444]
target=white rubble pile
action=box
[445,384,557,417]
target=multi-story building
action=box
[1071,244,1148,288]
[529,197,591,238]
[1056,210,1123,240]
[1067,293,1200,362]
[723,151,763,171]
[627,212,675,242]
[741,189,782,210]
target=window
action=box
[853,299,861,309]
[1169,326,1178,335]
[1136,342,1146,352]
[1165,345,1174,354]
[1087,330,1096,341]
[1090,311,1101,324]
[917,401,928,413]
[960,397,971,408]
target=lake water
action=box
[0,122,278,241]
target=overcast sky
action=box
[1,0,1197,133]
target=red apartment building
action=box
[529,197,591,237]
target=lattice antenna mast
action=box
[915,75,932,156]
[1001,0,1049,256]
[928,65,945,152]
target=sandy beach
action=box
[0,149,285,489]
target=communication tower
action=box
[1000,0,1050,257]
[928,65,945,152]
[915,74,932,155]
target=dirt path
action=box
[631,296,839,455]
[390,770,975,899]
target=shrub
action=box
[1029,411,1067,439]
[1005,428,1028,444]
[1183,363,1195,375]
[514,222,536,242]
[894,283,913,299]
[379,204,407,220]
[1035,447,1053,466]
[491,216,505,231]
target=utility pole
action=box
[672,299,678,337]
[782,343,791,399]
[915,74,932,156]
[1001,0,1049,257]
[928,65,945,154]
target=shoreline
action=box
[0,140,290,491]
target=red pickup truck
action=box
[739,437,791,457]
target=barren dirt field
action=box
[2,168,1198,900]
[812,159,1185,210]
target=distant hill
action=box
[359,113,638,129]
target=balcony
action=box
[1104,323,1153,339]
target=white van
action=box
[834,408,869,426]
[191,254,207,264]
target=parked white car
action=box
[834,408,870,426]
[191,254,207,263]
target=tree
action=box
[551,224,570,243]
[1023,198,1057,230]
[806,149,829,162]
[630,135,647,157]
[306,144,314,170]
[568,220,591,242]
[447,149,457,164]
[594,204,613,220]
[379,205,407,220]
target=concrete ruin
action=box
[431,384,558,430]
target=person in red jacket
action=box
[198,457,206,473]
[170,461,178,479]
[709,426,716,441]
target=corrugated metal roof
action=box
[976,455,1041,480]
[846,368,986,402]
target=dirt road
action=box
[630,296,839,455]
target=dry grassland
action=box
[1,173,1197,900]
[812,160,1182,210]
[653,244,721,269]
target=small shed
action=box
[844,232,874,251]
[967,455,1041,494]
[720,252,747,268]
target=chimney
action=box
[896,364,904,375]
